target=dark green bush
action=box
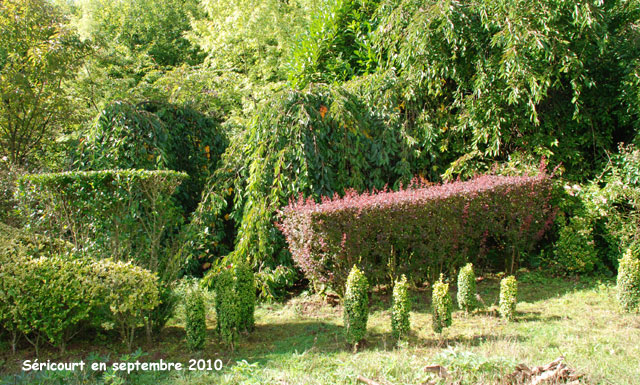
[431,274,452,335]
[214,268,238,347]
[457,263,477,313]
[343,265,369,346]
[499,276,518,321]
[185,286,207,350]
[76,101,227,214]
[617,249,640,313]
[234,263,256,332]
[15,170,187,281]
[391,274,410,341]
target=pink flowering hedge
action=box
[278,174,555,293]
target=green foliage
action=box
[214,268,238,347]
[457,263,477,313]
[431,274,452,334]
[77,101,227,213]
[75,0,203,67]
[254,266,299,301]
[194,83,425,278]
[287,0,381,87]
[184,286,207,350]
[0,254,159,353]
[391,274,410,341]
[0,222,72,264]
[552,216,600,274]
[15,170,187,281]
[372,0,640,179]
[189,0,307,84]
[617,249,640,313]
[0,159,24,226]
[0,255,96,353]
[499,276,518,321]
[234,263,256,332]
[0,0,88,166]
[89,259,161,350]
[343,265,369,345]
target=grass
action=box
[1,272,639,384]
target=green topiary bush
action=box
[185,286,207,351]
[0,255,96,353]
[499,276,518,321]
[234,262,256,332]
[343,265,369,346]
[214,268,238,348]
[391,274,411,341]
[617,248,640,313]
[89,260,161,350]
[457,263,477,313]
[431,274,453,335]
[15,170,187,281]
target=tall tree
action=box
[0,0,87,166]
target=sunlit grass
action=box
[2,273,639,384]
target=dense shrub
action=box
[0,256,96,353]
[457,263,477,313]
[552,216,600,274]
[279,174,554,292]
[617,249,640,313]
[431,275,452,335]
[89,260,161,350]
[0,222,72,263]
[0,255,159,352]
[391,274,410,341]
[214,268,238,347]
[343,265,369,346]
[76,101,227,213]
[15,170,187,281]
[499,276,518,321]
[185,286,207,350]
[234,263,256,332]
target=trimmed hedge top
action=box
[279,174,554,292]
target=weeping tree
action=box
[184,83,430,280]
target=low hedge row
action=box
[279,174,554,292]
[0,253,159,352]
[15,169,187,280]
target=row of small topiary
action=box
[342,264,519,347]
[182,263,257,351]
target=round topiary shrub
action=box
[185,286,207,351]
[343,265,369,346]
[457,263,477,313]
[431,274,452,335]
[499,276,518,321]
[214,268,238,347]
[391,274,411,341]
[234,262,256,332]
[617,248,640,313]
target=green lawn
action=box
[2,273,639,385]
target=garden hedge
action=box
[279,174,554,292]
[15,169,187,280]
[0,254,160,352]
